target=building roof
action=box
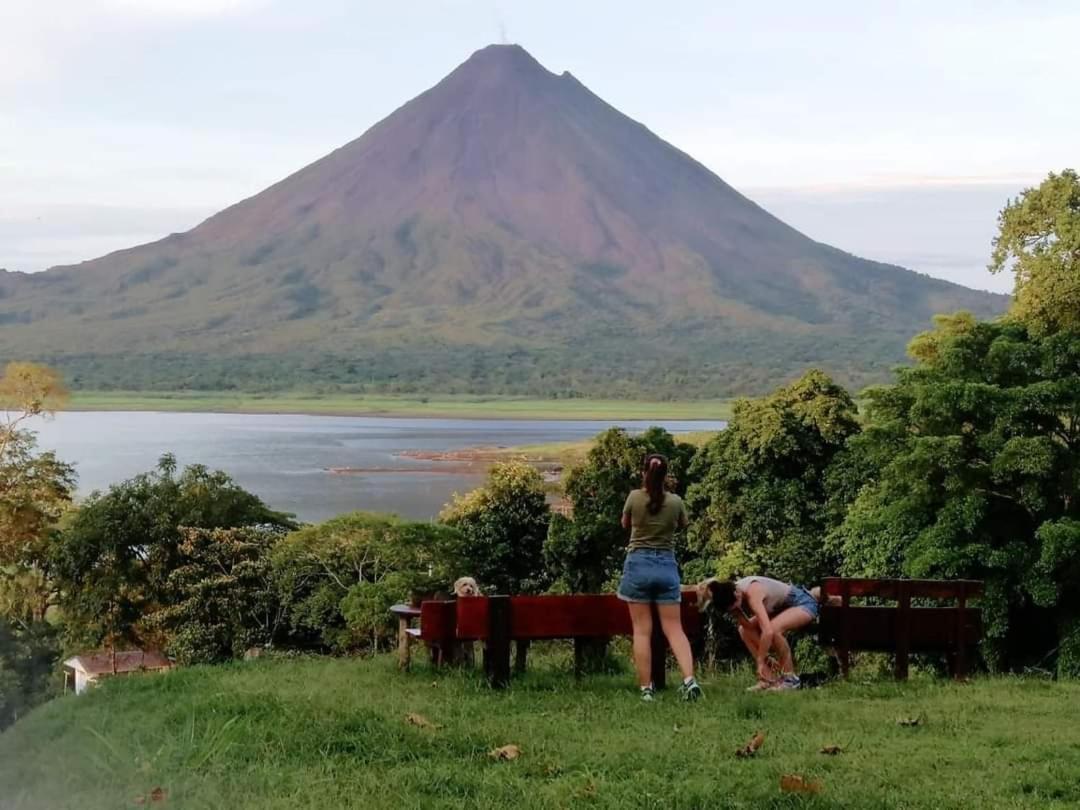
[63,649,172,675]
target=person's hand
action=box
[757,660,774,683]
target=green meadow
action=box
[2,653,1078,810]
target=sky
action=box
[2,1,1076,294]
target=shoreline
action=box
[66,392,733,422]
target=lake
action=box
[35,411,726,522]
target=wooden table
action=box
[390,604,422,670]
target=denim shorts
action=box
[617,549,681,605]
[787,585,820,621]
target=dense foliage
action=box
[439,460,550,594]
[830,315,1080,673]
[146,527,287,665]
[273,513,464,653]
[545,427,697,592]
[51,455,296,649]
[687,370,860,585]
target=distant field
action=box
[68,391,733,421]
[3,653,1078,809]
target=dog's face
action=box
[453,577,480,597]
[694,578,718,611]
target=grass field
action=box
[2,652,1078,809]
[68,391,733,421]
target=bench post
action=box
[485,595,512,689]
[895,580,911,680]
[839,580,852,677]
[397,615,412,671]
[955,582,968,680]
[649,603,667,690]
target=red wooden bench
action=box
[818,577,983,680]
[401,592,702,688]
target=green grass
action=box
[68,391,733,421]
[3,653,1079,809]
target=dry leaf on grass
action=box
[405,713,440,730]
[133,787,167,805]
[735,731,766,758]
[897,715,922,727]
[489,744,522,761]
[820,745,843,755]
[780,774,823,795]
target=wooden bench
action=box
[818,577,983,680]
[398,592,702,689]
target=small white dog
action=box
[453,576,480,598]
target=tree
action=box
[831,315,1080,673]
[686,370,860,585]
[0,362,75,572]
[145,527,286,665]
[990,169,1080,336]
[439,460,550,594]
[52,455,295,649]
[272,513,463,653]
[544,427,697,593]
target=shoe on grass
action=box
[770,674,801,691]
[679,678,703,702]
[640,685,656,702]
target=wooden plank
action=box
[820,606,982,652]
[397,616,411,671]
[839,579,852,677]
[456,592,701,641]
[418,600,457,643]
[486,595,512,689]
[895,581,911,680]
[955,582,968,679]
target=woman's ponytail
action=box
[643,454,668,515]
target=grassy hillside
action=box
[3,653,1078,809]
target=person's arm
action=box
[678,499,689,530]
[744,586,776,681]
[621,493,634,531]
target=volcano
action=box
[0,44,1007,396]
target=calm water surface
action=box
[34,412,726,522]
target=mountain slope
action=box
[0,44,1008,396]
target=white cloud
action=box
[102,0,267,18]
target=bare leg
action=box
[766,608,815,675]
[657,603,695,681]
[627,602,654,687]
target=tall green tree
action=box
[273,513,463,653]
[440,460,550,594]
[686,369,860,585]
[544,427,696,593]
[990,169,1080,336]
[52,455,295,649]
[831,314,1080,673]
[145,527,287,665]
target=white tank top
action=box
[736,576,792,616]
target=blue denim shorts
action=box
[617,549,681,605]
[787,585,820,620]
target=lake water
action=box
[34,412,726,523]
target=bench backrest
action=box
[819,577,983,653]
[443,592,701,641]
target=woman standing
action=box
[617,454,702,702]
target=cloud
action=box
[102,0,268,18]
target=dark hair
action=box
[708,579,738,611]
[643,453,668,515]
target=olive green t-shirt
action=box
[623,489,688,551]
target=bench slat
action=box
[820,605,982,651]
[822,577,984,600]
[455,592,701,641]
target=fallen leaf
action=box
[780,774,823,794]
[489,744,522,761]
[150,787,166,803]
[405,713,440,730]
[578,779,598,798]
[897,715,922,727]
[735,730,766,758]
[673,724,681,734]
[820,745,843,755]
